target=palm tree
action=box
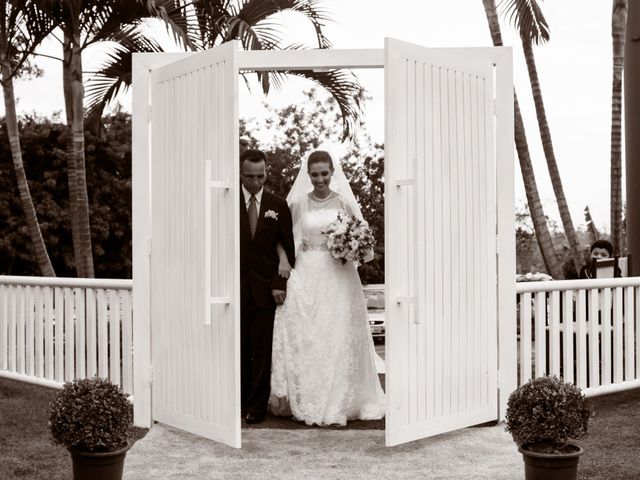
[482,0,562,278]
[32,1,361,278]
[500,0,585,275]
[611,0,627,255]
[0,0,55,275]
[86,0,364,140]
[35,0,175,277]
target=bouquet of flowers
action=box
[323,209,375,265]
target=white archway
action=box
[132,39,516,448]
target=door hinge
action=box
[149,366,153,386]
[496,369,500,389]
[147,237,152,257]
[147,105,152,123]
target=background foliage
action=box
[1,90,385,283]
[516,201,593,278]
[2,92,604,283]
[242,89,385,284]
[0,109,131,278]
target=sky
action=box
[11,0,618,233]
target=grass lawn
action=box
[0,377,147,480]
[577,387,640,479]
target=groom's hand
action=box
[272,289,286,305]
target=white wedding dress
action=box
[269,194,386,426]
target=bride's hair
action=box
[307,150,334,171]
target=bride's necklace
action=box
[311,192,333,202]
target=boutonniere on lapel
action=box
[264,210,278,221]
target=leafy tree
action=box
[248,89,384,284]
[2,104,380,282]
[515,202,591,277]
[0,110,132,278]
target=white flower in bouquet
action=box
[322,210,375,265]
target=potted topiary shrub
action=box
[49,377,133,480]
[506,375,592,480]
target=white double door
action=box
[148,39,501,448]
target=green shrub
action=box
[506,376,591,453]
[49,377,132,452]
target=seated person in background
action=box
[579,239,621,279]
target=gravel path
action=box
[124,422,523,479]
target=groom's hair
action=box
[240,149,267,166]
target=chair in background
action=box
[616,254,632,277]
[592,254,632,278]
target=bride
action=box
[269,149,385,426]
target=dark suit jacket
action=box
[240,189,295,308]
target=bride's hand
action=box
[278,257,291,279]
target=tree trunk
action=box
[521,40,584,275]
[1,57,55,276]
[625,0,640,275]
[611,0,627,255]
[514,97,563,278]
[63,34,94,278]
[482,0,562,277]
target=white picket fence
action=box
[516,277,640,397]
[2,275,640,402]
[0,276,133,396]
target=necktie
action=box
[248,195,258,238]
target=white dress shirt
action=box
[242,185,263,211]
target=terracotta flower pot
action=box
[68,443,130,480]
[518,445,584,480]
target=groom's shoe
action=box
[245,412,266,424]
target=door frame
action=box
[132,44,515,432]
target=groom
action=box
[239,149,295,424]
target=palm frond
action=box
[220,16,284,48]
[87,0,199,51]
[83,1,149,44]
[235,0,333,48]
[84,25,164,119]
[144,0,200,50]
[499,0,549,45]
[193,0,332,49]
[191,0,232,46]
[5,0,56,77]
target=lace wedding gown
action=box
[269,194,386,426]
